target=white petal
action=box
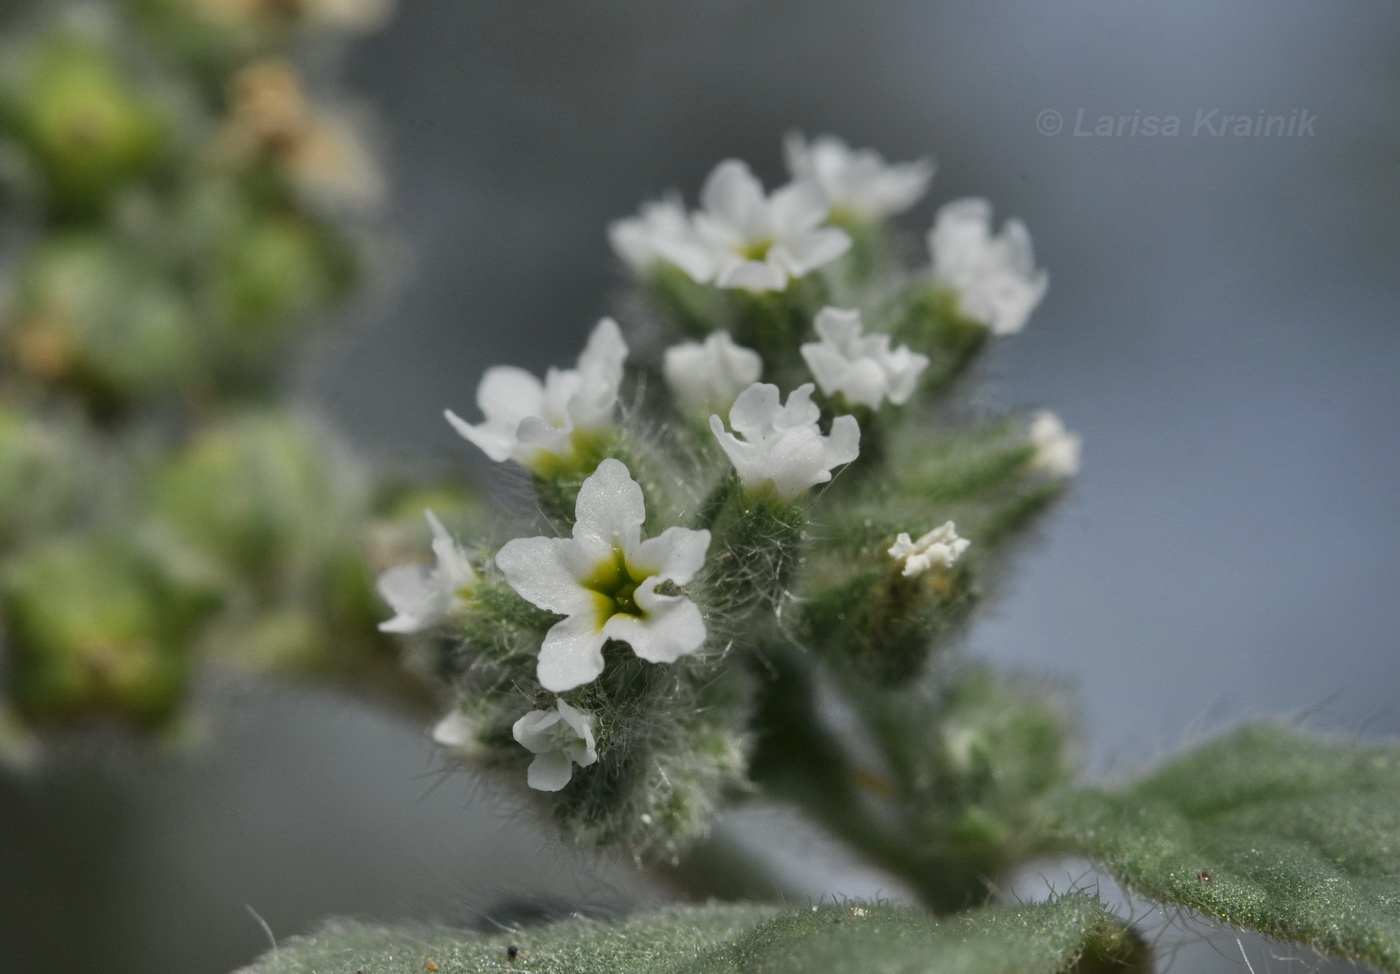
[554,698,597,759]
[715,258,787,292]
[603,578,706,664]
[767,426,834,498]
[839,359,891,410]
[444,408,513,463]
[376,564,442,633]
[537,613,609,692]
[526,750,574,791]
[513,414,574,461]
[426,510,477,592]
[727,383,782,438]
[512,707,563,752]
[433,710,474,749]
[477,364,547,419]
[567,318,628,429]
[496,537,594,616]
[769,178,831,234]
[628,526,711,585]
[772,228,851,276]
[813,306,863,346]
[826,414,862,467]
[799,342,851,399]
[700,160,766,233]
[572,458,646,552]
[709,414,763,484]
[775,383,822,430]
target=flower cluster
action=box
[375,136,1077,861]
[610,133,933,293]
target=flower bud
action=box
[5,33,167,216]
[6,233,198,410]
[1,535,219,730]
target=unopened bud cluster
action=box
[0,2,425,746]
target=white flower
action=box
[608,193,716,282]
[691,160,851,291]
[709,383,860,501]
[1030,410,1082,477]
[800,307,929,409]
[784,132,933,219]
[496,459,710,693]
[663,331,763,416]
[928,198,1048,335]
[445,318,628,471]
[512,699,598,792]
[888,522,970,578]
[377,510,477,633]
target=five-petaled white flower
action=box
[377,510,477,633]
[496,458,711,693]
[663,331,763,416]
[928,198,1048,335]
[709,382,860,501]
[1029,410,1081,477]
[888,522,970,578]
[691,160,852,291]
[445,318,628,472]
[512,699,598,791]
[784,132,934,220]
[608,192,716,283]
[800,307,929,410]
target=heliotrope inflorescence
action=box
[377,134,1076,858]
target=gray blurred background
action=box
[2,1,1398,972]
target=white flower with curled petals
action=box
[691,160,851,292]
[663,331,763,416]
[709,383,860,501]
[800,307,929,409]
[1030,411,1081,477]
[512,699,598,791]
[928,198,1048,335]
[496,459,711,693]
[608,193,716,283]
[377,510,477,633]
[888,522,970,578]
[783,132,933,220]
[445,318,627,472]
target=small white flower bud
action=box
[1030,410,1082,477]
[888,521,970,577]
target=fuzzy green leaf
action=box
[1058,724,1400,972]
[238,896,1147,974]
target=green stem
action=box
[746,649,996,912]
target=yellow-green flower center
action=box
[580,547,647,624]
[737,238,775,261]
